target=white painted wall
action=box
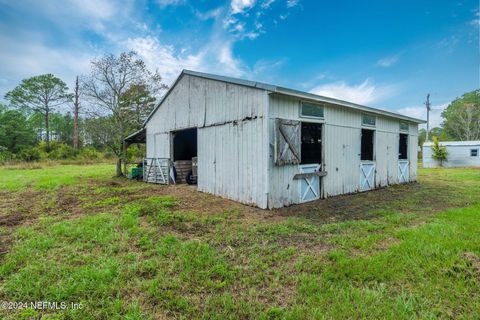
[267,93,419,208]
[197,118,267,207]
[146,74,269,208]
[423,142,480,168]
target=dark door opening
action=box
[172,128,198,184]
[399,134,408,160]
[361,129,375,161]
[173,128,197,161]
[301,122,322,164]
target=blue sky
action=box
[0,0,478,127]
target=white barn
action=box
[139,70,424,209]
[422,141,480,168]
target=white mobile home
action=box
[139,70,424,209]
[423,141,480,168]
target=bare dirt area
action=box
[140,180,464,227]
[0,190,47,256]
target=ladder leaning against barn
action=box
[143,158,172,184]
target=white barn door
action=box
[360,162,375,191]
[299,164,321,202]
[398,160,409,183]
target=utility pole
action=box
[425,93,431,141]
[73,76,80,150]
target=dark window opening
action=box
[301,122,322,164]
[399,134,408,160]
[361,129,374,161]
[173,128,197,161]
[471,149,479,157]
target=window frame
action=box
[399,122,409,132]
[300,101,325,120]
[361,114,376,127]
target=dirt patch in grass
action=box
[0,189,49,259]
[0,212,24,227]
[274,182,466,225]
[462,252,480,279]
[55,188,84,214]
[374,236,401,251]
[276,233,333,254]
[108,178,474,235]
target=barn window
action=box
[471,149,479,157]
[301,122,322,164]
[361,129,375,161]
[400,122,409,132]
[399,134,408,160]
[300,102,324,119]
[362,114,376,127]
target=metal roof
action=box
[124,128,146,144]
[145,69,426,125]
[423,140,480,147]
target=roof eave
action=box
[144,69,426,126]
[270,89,426,124]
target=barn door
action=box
[299,164,321,202]
[398,160,409,183]
[360,162,375,191]
[274,119,301,165]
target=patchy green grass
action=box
[0,164,114,191]
[0,164,479,319]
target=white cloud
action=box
[252,58,286,76]
[195,7,223,21]
[67,0,117,21]
[0,32,93,107]
[470,8,480,26]
[124,35,246,86]
[310,79,395,105]
[157,0,185,8]
[396,103,448,129]
[230,0,256,14]
[0,0,296,104]
[286,0,299,8]
[124,36,202,84]
[376,54,399,67]
[261,0,275,9]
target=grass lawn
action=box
[0,164,479,319]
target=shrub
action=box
[431,137,448,167]
[0,146,15,163]
[47,142,75,160]
[78,147,100,160]
[19,147,41,162]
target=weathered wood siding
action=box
[197,118,267,207]
[145,74,269,208]
[267,94,419,208]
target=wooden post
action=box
[123,141,128,178]
[425,94,431,141]
[73,76,80,150]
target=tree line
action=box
[0,51,167,175]
[418,89,480,146]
